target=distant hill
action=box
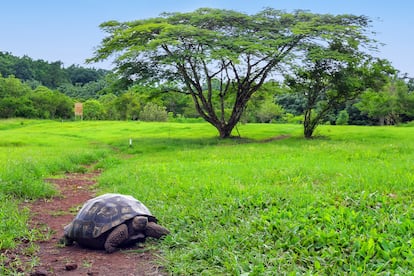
[0,51,109,89]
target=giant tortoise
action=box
[62,193,169,253]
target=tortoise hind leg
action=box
[104,224,128,253]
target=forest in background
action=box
[1,51,413,126]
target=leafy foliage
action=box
[83,99,106,120]
[89,8,380,137]
[114,90,141,120]
[65,64,107,85]
[286,53,395,137]
[139,102,168,122]
[1,10,413,129]
[0,75,73,119]
[356,77,414,125]
[336,110,349,125]
[0,51,109,97]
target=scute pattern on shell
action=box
[65,193,156,239]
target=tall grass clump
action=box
[0,193,31,250]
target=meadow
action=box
[1,119,414,274]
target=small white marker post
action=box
[129,138,132,147]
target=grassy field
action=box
[1,119,414,274]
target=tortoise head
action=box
[132,216,148,231]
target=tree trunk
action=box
[303,109,315,139]
[218,126,233,138]
[304,126,314,139]
[213,118,240,138]
[197,91,248,138]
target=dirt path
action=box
[13,169,166,275]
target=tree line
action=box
[1,8,414,138]
[0,51,107,88]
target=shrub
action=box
[83,99,106,120]
[139,102,168,122]
[336,110,349,125]
[282,113,303,124]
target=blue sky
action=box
[2,0,413,76]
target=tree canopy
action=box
[89,8,377,138]
[2,9,412,129]
[0,51,109,93]
[356,76,414,125]
[285,46,395,138]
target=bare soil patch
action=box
[7,170,166,275]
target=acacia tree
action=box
[286,40,394,138]
[88,8,377,138]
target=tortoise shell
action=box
[64,193,156,239]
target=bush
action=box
[336,110,349,125]
[139,103,168,122]
[256,101,284,123]
[83,99,106,120]
[282,113,303,124]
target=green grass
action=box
[0,119,111,198]
[1,119,414,274]
[0,119,112,274]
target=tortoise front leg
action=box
[104,223,128,253]
[145,222,170,239]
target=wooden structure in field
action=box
[74,102,83,120]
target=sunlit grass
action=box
[97,123,414,274]
[0,119,111,265]
[1,119,414,274]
